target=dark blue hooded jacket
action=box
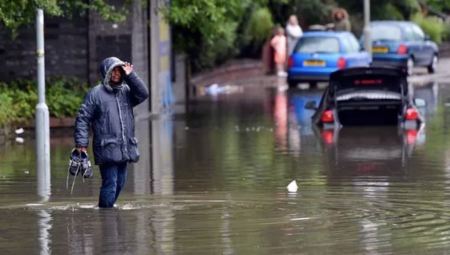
[74,57,149,165]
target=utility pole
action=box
[36,8,51,189]
[363,0,371,54]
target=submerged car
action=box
[287,31,371,88]
[361,21,439,75]
[313,126,423,177]
[304,66,425,130]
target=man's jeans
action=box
[98,162,128,208]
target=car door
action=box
[341,34,368,67]
[413,24,435,65]
[403,25,422,63]
[348,34,371,66]
[410,24,428,65]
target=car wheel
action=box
[407,57,414,76]
[427,55,438,74]
[288,80,298,88]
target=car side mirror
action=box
[305,101,318,110]
[424,35,431,41]
[414,98,426,107]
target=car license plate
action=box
[372,47,388,53]
[303,60,325,66]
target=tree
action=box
[163,0,285,72]
[0,0,130,30]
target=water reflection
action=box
[38,209,52,255]
[6,82,450,254]
[414,82,439,117]
[37,160,52,255]
[317,127,418,177]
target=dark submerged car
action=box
[305,67,425,130]
[314,126,423,177]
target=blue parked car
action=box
[362,21,439,75]
[287,31,371,88]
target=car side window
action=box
[411,24,425,41]
[404,26,415,41]
[348,35,361,52]
[342,36,355,53]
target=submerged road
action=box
[0,62,450,254]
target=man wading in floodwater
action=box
[74,57,149,208]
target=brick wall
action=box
[0,14,88,82]
[0,0,150,91]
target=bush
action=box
[411,13,447,43]
[0,78,89,130]
[249,7,274,43]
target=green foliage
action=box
[411,13,447,43]
[47,79,88,118]
[250,7,275,42]
[164,0,287,72]
[336,0,420,21]
[0,0,129,31]
[423,0,450,12]
[0,78,89,130]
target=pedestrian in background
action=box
[286,15,303,57]
[74,57,149,208]
[271,27,287,77]
[332,8,351,32]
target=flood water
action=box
[2,81,450,254]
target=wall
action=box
[0,0,153,118]
[0,14,88,82]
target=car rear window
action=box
[333,74,404,95]
[295,37,340,53]
[371,25,402,41]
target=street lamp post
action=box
[36,8,51,181]
[363,0,371,54]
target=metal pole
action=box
[363,0,371,54]
[36,8,51,181]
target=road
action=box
[1,60,450,254]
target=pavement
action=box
[194,57,450,94]
[408,57,450,85]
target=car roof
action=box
[302,31,353,38]
[370,20,415,27]
[331,66,408,79]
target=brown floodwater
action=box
[1,81,450,254]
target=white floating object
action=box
[287,180,298,192]
[15,128,24,134]
[24,171,29,174]
[26,203,43,207]
[15,137,24,143]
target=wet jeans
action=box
[98,162,128,208]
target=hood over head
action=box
[100,57,126,92]
[331,8,349,22]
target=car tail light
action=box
[397,44,407,54]
[288,57,294,68]
[321,110,334,123]
[337,57,346,69]
[406,107,418,120]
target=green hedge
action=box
[0,78,89,132]
[411,13,448,43]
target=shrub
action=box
[411,13,447,43]
[0,78,89,130]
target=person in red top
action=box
[271,27,287,77]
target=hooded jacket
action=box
[332,8,351,32]
[74,57,149,165]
